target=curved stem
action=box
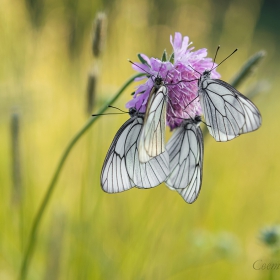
[19,73,142,280]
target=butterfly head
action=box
[202,70,211,79]
[129,107,145,118]
[182,115,201,129]
[129,107,137,117]
[198,70,211,86]
[194,115,202,124]
[154,76,164,89]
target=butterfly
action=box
[138,80,169,163]
[128,59,170,163]
[165,116,203,203]
[195,48,262,142]
[101,107,169,193]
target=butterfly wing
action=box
[101,118,135,193]
[138,85,168,163]
[199,78,261,141]
[215,80,262,134]
[177,163,202,204]
[199,79,245,141]
[240,100,262,133]
[166,121,203,203]
[125,115,169,188]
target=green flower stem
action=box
[19,73,142,280]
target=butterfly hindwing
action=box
[125,116,169,188]
[212,79,262,134]
[166,118,203,203]
[240,98,262,133]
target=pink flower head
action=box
[126,32,221,129]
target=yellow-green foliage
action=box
[0,0,278,279]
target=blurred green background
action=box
[1,0,279,279]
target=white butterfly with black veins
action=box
[166,116,203,203]
[197,50,262,142]
[101,107,169,193]
[128,58,170,163]
[138,78,168,163]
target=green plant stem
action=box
[19,73,142,280]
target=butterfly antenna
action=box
[171,106,195,123]
[211,48,238,71]
[108,105,127,113]
[168,90,212,128]
[184,95,199,108]
[182,96,212,127]
[211,45,220,70]
[188,64,201,76]
[92,106,129,116]
[167,114,211,128]
[128,59,153,77]
[201,119,211,127]
[167,78,199,86]
[181,95,200,120]
[167,88,196,122]
[92,112,128,116]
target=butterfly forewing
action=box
[166,119,203,203]
[139,85,168,163]
[101,118,135,193]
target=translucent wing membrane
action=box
[199,77,262,141]
[101,118,135,193]
[166,118,203,203]
[139,85,168,162]
[101,109,169,193]
[240,99,262,133]
[213,80,262,134]
[125,117,169,188]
